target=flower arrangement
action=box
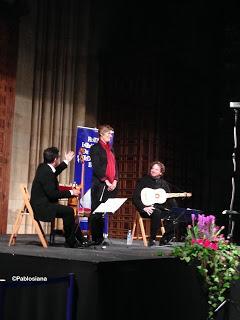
[172,214,240,320]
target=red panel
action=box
[0,17,18,234]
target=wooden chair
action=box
[8,184,48,248]
[132,212,165,247]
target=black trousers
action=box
[90,182,117,242]
[53,204,83,241]
[139,209,173,241]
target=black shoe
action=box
[81,239,95,247]
[159,234,172,246]
[75,228,86,243]
[148,239,156,247]
[93,238,104,246]
[101,239,110,246]
[65,237,80,248]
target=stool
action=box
[132,212,165,246]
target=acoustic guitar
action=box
[141,187,192,206]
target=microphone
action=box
[222,210,240,215]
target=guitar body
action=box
[141,188,192,206]
[141,188,168,206]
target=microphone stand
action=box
[227,108,238,242]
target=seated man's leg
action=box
[149,210,163,246]
[144,209,174,246]
[139,211,159,246]
[55,204,84,247]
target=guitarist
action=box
[132,161,177,246]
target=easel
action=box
[76,147,88,216]
[74,147,91,237]
[68,147,85,216]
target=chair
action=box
[131,212,165,246]
[8,184,48,248]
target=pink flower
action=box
[188,214,225,250]
[203,239,211,248]
[192,238,219,250]
[210,242,218,250]
[196,239,204,245]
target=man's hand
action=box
[105,179,117,191]
[143,206,155,216]
[65,151,75,162]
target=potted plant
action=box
[171,214,240,319]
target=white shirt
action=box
[47,160,73,195]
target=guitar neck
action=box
[167,193,188,199]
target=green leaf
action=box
[218,296,225,302]
[170,226,239,320]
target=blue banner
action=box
[74,126,99,211]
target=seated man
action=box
[30,147,90,248]
[132,161,177,246]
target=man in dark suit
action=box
[30,147,88,248]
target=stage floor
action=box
[0,234,175,262]
[2,235,237,320]
[3,235,204,320]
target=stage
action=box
[0,235,239,320]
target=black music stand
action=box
[169,208,203,242]
[93,198,127,245]
[169,209,186,242]
[226,104,240,242]
[222,210,240,242]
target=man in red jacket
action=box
[89,125,118,245]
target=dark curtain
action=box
[95,1,240,238]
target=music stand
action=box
[93,198,127,242]
[169,208,203,242]
[222,210,240,242]
[171,209,187,242]
[227,103,240,242]
[93,198,127,215]
[160,210,184,243]
[166,207,203,242]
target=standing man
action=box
[30,147,89,248]
[89,125,118,245]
